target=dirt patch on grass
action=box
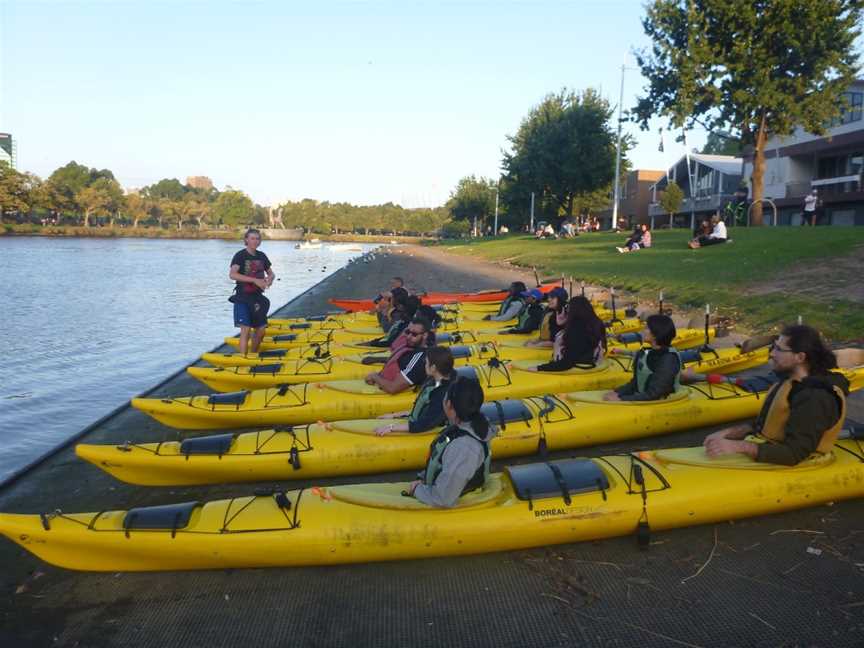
[746,244,864,303]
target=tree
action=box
[0,161,32,219]
[212,190,255,227]
[702,131,742,156]
[501,88,620,225]
[659,180,684,227]
[143,178,187,202]
[634,0,863,225]
[76,177,122,226]
[446,175,497,233]
[124,193,149,228]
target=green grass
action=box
[434,228,864,341]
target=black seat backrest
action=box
[449,345,472,359]
[306,315,326,322]
[272,334,298,342]
[259,350,289,358]
[290,323,312,330]
[436,332,453,343]
[455,366,479,381]
[207,391,248,406]
[678,349,701,364]
[481,399,533,425]
[249,363,284,374]
[506,459,609,501]
[180,433,234,456]
[123,501,199,531]
[617,332,643,344]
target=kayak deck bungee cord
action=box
[134,340,769,430]
[10,432,864,572]
[81,353,840,487]
[188,338,747,392]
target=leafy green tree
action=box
[143,178,187,202]
[124,193,149,228]
[502,88,620,225]
[702,131,742,156]
[634,0,863,225]
[447,175,497,232]
[212,189,255,227]
[659,180,684,227]
[0,161,32,219]
[76,177,122,226]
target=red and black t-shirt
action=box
[231,249,271,297]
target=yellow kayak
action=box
[83,350,837,487]
[133,343,769,430]
[223,317,645,352]
[189,336,744,393]
[10,434,864,571]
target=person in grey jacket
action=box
[407,376,493,508]
[483,282,527,322]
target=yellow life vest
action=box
[539,312,553,342]
[757,379,846,454]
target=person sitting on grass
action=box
[525,287,568,348]
[482,282,527,322]
[499,288,545,335]
[375,346,455,435]
[532,296,607,372]
[603,314,681,401]
[617,223,652,253]
[406,376,494,508]
[364,316,432,394]
[688,213,728,249]
[703,325,849,465]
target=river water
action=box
[0,236,376,482]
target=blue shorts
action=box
[234,301,269,329]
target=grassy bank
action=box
[436,228,864,341]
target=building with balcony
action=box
[647,153,743,227]
[596,169,664,228]
[741,80,864,225]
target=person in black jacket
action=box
[603,314,680,401]
[703,325,849,465]
[375,346,455,435]
[534,296,607,372]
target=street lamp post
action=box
[612,64,637,231]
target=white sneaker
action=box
[616,247,626,253]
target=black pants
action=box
[698,236,726,247]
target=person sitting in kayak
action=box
[375,346,455,435]
[372,276,404,308]
[499,288,545,335]
[406,376,493,507]
[374,291,395,332]
[703,325,849,465]
[535,296,607,372]
[364,316,432,394]
[482,282,527,322]
[603,314,681,401]
[525,287,568,348]
[365,289,413,347]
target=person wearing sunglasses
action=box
[703,324,849,465]
[364,316,432,394]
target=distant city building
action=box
[186,176,214,191]
[741,79,864,225]
[597,169,665,228]
[648,154,743,227]
[0,133,15,168]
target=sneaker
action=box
[616,247,626,253]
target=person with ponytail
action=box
[534,296,607,372]
[603,314,681,401]
[406,377,493,508]
[704,324,849,465]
